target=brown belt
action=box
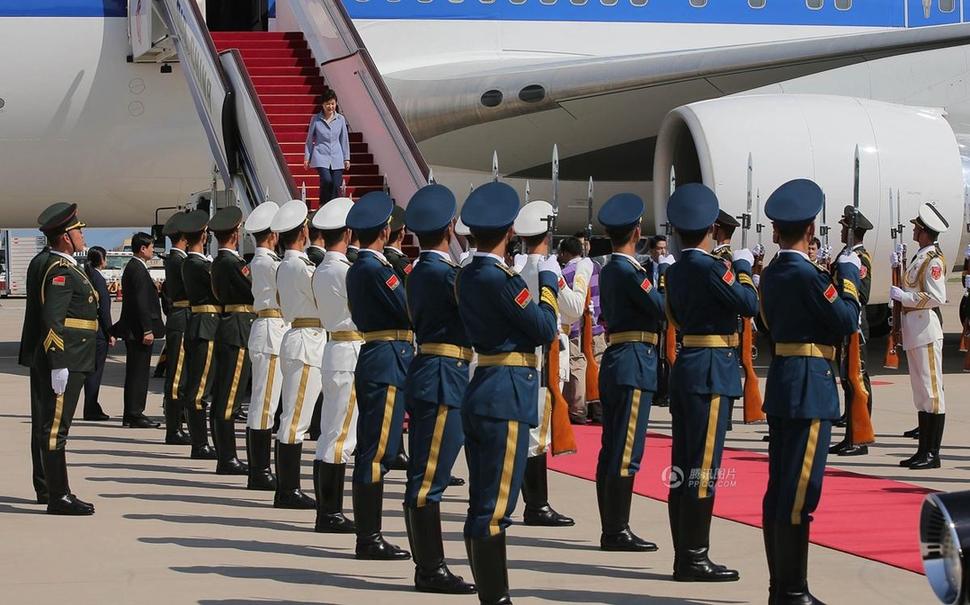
[191,305,222,314]
[171,300,190,309]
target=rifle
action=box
[740,153,765,423]
[847,145,875,445]
[885,188,901,369]
[819,193,831,269]
[492,150,499,182]
[582,177,600,403]
[545,144,576,456]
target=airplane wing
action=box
[388,22,970,142]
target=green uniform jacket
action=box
[19,248,52,367]
[39,255,99,372]
[164,249,190,333]
[211,249,255,349]
[384,246,411,282]
[183,252,220,342]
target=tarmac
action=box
[0,283,966,605]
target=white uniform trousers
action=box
[905,339,946,414]
[315,369,359,463]
[528,387,553,457]
[248,350,283,431]
[277,357,323,445]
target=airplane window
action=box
[749,0,766,7]
[540,0,557,4]
[835,0,851,9]
[570,0,588,5]
[806,0,823,9]
[630,0,647,5]
[511,0,527,5]
[689,0,708,6]
[940,0,955,12]
[601,0,619,5]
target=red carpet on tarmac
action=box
[548,425,932,574]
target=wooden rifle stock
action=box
[740,318,765,423]
[885,262,902,369]
[548,335,577,456]
[848,331,875,444]
[665,322,677,364]
[582,288,600,402]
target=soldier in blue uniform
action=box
[456,182,560,605]
[345,191,415,560]
[400,184,476,594]
[664,184,759,582]
[595,193,666,552]
[760,179,862,604]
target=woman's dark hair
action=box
[319,89,338,108]
[131,232,154,254]
[86,246,106,275]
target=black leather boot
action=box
[774,521,825,605]
[274,442,315,509]
[522,455,574,526]
[668,491,681,572]
[910,414,943,470]
[186,404,217,460]
[404,502,476,594]
[246,428,276,491]
[599,474,657,552]
[314,461,355,533]
[899,412,929,467]
[764,518,776,603]
[353,480,410,560]
[673,497,738,582]
[388,441,409,471]
[902,423,920,438]
[45,450,94,516]
[215,419,248,475]
[164,397,191,445]
[466,532,512,605]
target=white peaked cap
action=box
[312,197,354,230]
[244,201,279,234]
[455,217,470,236]
[912,202,949,234]
[271,199,309,233]
[514,200,554,237]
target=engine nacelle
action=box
[653,94,964,304]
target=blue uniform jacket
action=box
[599,254,666,390]
[457,255,559,425]
[405,251,472,408]
[665,249,760,397]
[761,251,861,419]
[346,249,413,386]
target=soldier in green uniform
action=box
[209,207,256,475]
[162,212,192,446]
[31,203,98,515]
[306,211,327,267]
[711,210,738,262]
[180,210,219,460]
[383,203,411,472]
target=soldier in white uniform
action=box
[310,197,360,534]
[512,200,586,527]
[890,202,949,470]
[244,202,286,491]
[270,200,325,508]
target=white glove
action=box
[538,256,562,278]
[889,286,904,302]
[895,242,905,257]
[752,244,766,258]
[657,254,675,266]
[964,275,970,290]
[51,368,68,395]
[837,251,861,271]
[965,243,970,259]
[733,248,754,266]
[752,274,761,288]
[890,252,900,267]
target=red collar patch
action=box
[385,274,400,290]
[515,288,531,308]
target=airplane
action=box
[2,0,970,306]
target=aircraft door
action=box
[206,0,268,31]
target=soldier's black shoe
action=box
[35,493,49,505]
[900,412,929,468]
[353,480,410,560]
[837,444,868,457]
[910,414,943,471]
[522,455,574,527]
[314,460,355,533]
[598,474,657,552]
[48,494,95,516]
[246,429,277,491]
[274,442,315,509]
[44,450,94,516]
[448,476,466,487]
[673,497,738,582]
[903,426,920,439]
[165,431,192,446]
[83,407,110,421]
[653,396,670,408]
[190,444,218,460]
[466,532,512,605]
[773,521,826,605]
[833,414,847,428]
[216,457,249,475]
[388,446,409,471]
[124,415,160,429]
[404,502,476,594]
[828,440,849,455]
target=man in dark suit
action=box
[82,246,112,421]
[115,232,164,428]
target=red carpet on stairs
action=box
[548,425,931,574]
[211,31,386,209]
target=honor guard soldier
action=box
[456,182,560,605]
[345,191,414,560]
[399,184,476,594]
[891,202,949,470]
[383,203,412,471]
[310,197,359,534]
[244,202,285,491]
[712,210,739,261]
[664,184,759,582]
[512,200,585,527]
[306,211,327,266]
[161,212,192,446]
[271,200,323,509]
[208,206,255,475]
[829,206,874,457]
[595,194,666,552]
[180,210,219,460]
[760,179,862,604]
[347,234,360,264]
[32,203,97,515]
[456,218,477,267]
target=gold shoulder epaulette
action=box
[495,263,517,278]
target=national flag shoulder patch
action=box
[241,266,251,277]
[51,275,66,286]
[823,283,838,303]
[404,263,413,275]
[385,274,400,290]
[514,288,531,309]
[721,267,736,285]
[558,275,566,290]
[859,264,868,279]
[640,277,653,292]
[931,264,943,280]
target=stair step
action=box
[259,93,322,104]
[255,84,328,96]
[213,39,308,51]
[278,140,369,153]
[247,66,319,76]
[259,104,317,114]
[283,152,374,164]
[250,75,325,86]
[210,31,303,40]
[230,48,312,60]
[241,57,316,68]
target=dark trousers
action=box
[316,167,344,204]
[83,336,108,415]
[29,366,47,498]
[123,339,153,419]
[763,416,832,524]
[404,399,464,507]
[352,379,406,485]
[670,392,732,500]
[34,347,87,454]
[164,330,187,407]
[462,412,529,538]
[597,384,653,478]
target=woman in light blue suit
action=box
[304,89,350,205]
